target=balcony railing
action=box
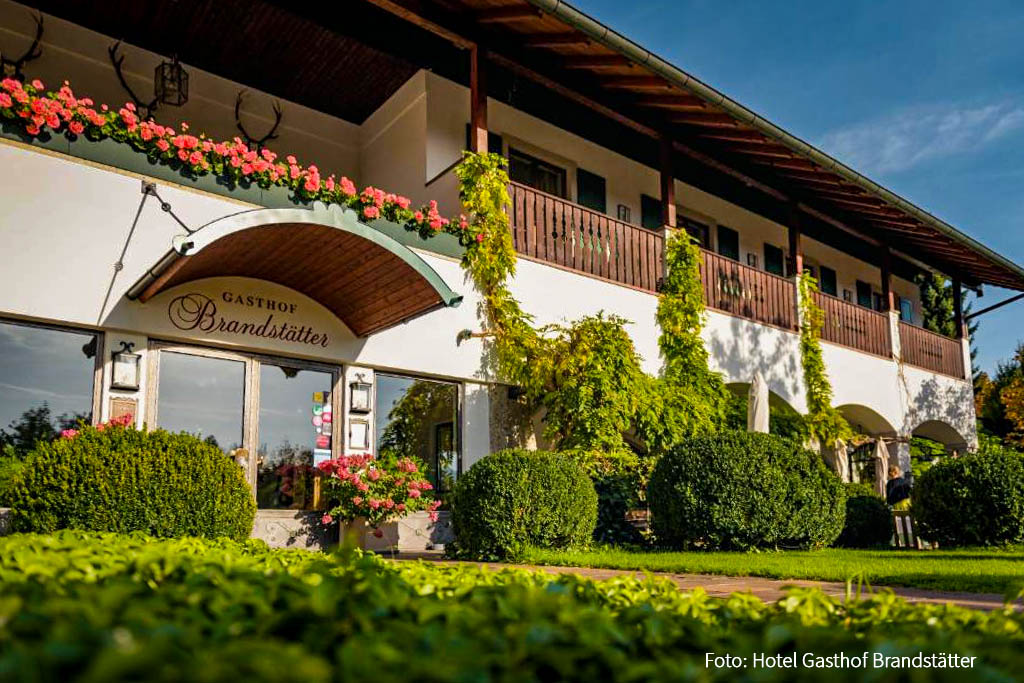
[508,181,663,291]
[701,250,797,330]
[813,290,892,358]
[899,322,965,378]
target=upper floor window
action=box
[682,218,711,249]
[0,320,99,457]
[640,194,662,230]
[717,225,740,261]
[899,297,914,323]
[576,168,606,213]
[509,148,566,198]
[764,244,785,276]
[856,280,873,308]
[819,266,838,296]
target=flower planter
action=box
[360,511,453,553]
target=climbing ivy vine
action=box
[797,271,853,447]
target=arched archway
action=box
[911,419,969,453]
[127,204,463,336]
[726,382,804,438]
[837,404,897,437]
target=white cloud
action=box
[818,101,1024,174]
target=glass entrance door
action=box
[149,343,341,510]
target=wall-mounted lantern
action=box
[349,379,372,414]
[110,341,141,391]
[154,55,188,107]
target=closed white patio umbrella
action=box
[747,371,770,433]
[873,439,890,499]
[824,439,849,483]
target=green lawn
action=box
[523,546,1024,596]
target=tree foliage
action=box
[797,272,852,447]
[977,344,1024,449]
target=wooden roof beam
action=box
[724,144,794,159]
[521,32,588,47]
[601,75,674,88]
[697,130,769,143]
[562,54,633,68]
[634,94,707,108]
[669,112,740,127]
[476,6,542,23]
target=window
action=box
[900,297,914,323]
[717,225,740,261]
[682,218,711,249]
[256,364,335,510]
[856,280,873,308]
[375,374,459,492]
[156,350,245,453]
[763,244,785,276]
[463,125,503,155]
[640,194,662,230]
[576,168,606,213]
[0,320,99,457]
[509,148,566,198]
[819,266,838,296]
[873,293,886,312]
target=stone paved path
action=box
[389,553,1012,611]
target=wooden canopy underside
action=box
[137,224,452,337]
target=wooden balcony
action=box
[813,290,892,358]
[700,250,797,330]
[508,181,663,292]
[899,322,966,379]
[505,183,964,379]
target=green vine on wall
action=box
[797,271,853,447]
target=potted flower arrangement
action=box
[316,452,440,549]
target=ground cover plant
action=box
[522,545,1024,596]
[3,531,1024,682]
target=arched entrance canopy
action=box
[127,204,462,337]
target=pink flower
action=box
[367,468,380,481]
[189,151,203,165]
[31,79,44,90]
[339,176,356,196]
[408,488,421,499]
[429,511,439,522]
[352,496,363,506]
[384,499,394,509]
[372,528,384,538]
[369,499,381,509]
[396,503,406,512]
[357,482,369,492]
[0,93,11,108]
[60,429,78,439]
[475,233,485,243]
[363,206,380,220]
[321,514,333,525]
[68,120,84,134]
[396,195,411,210]
[25,124,40,136]
[413,211,424,222]
[156,139,170,152]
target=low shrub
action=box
[835,482,892,548]
[913,449,1024,546]
[449,449,597,559]
[8,418,255,540]
[648,432,845,550]
[2,531,1024,682]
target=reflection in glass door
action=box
[256,364,335,510]
[156,350,245,453]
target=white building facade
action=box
[1,0,1018,538]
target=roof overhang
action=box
[127,204,463,337]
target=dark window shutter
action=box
[764,244,785,276]
[819,266,838,296]
[576,168,606,213]
[717,225,740,261]
[682,218,710,249]
[641,194,662,230]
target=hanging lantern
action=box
[154,55,188,107]
[110,341,141,391]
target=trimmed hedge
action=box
[9,423,255,540]
[3,531,1024,682]
[648,432,845,550]
[449,449,597,559]
[913,449,1024,546]
[835,482,893,548]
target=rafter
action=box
[633,94,706,109]
[669,112,739,127]
[476,6,542,23]
[521,32,588,47]
[600,75,673,88]
[561,54,633,68]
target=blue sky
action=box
[576,0,1024,375]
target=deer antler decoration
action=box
[235,90,283,151]
[108,40,158,119]
[1,12,44,82]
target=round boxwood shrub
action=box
[9,421,255,540]
[648,432,845,550]
[449,449,598,560]
[912,450,1024,546]
[835,482,892,548]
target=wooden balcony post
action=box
[469,45,488,153]
[787,204,803,277]
[952,278,965,338]
[659,134,677,229]
[880,245,895,312]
